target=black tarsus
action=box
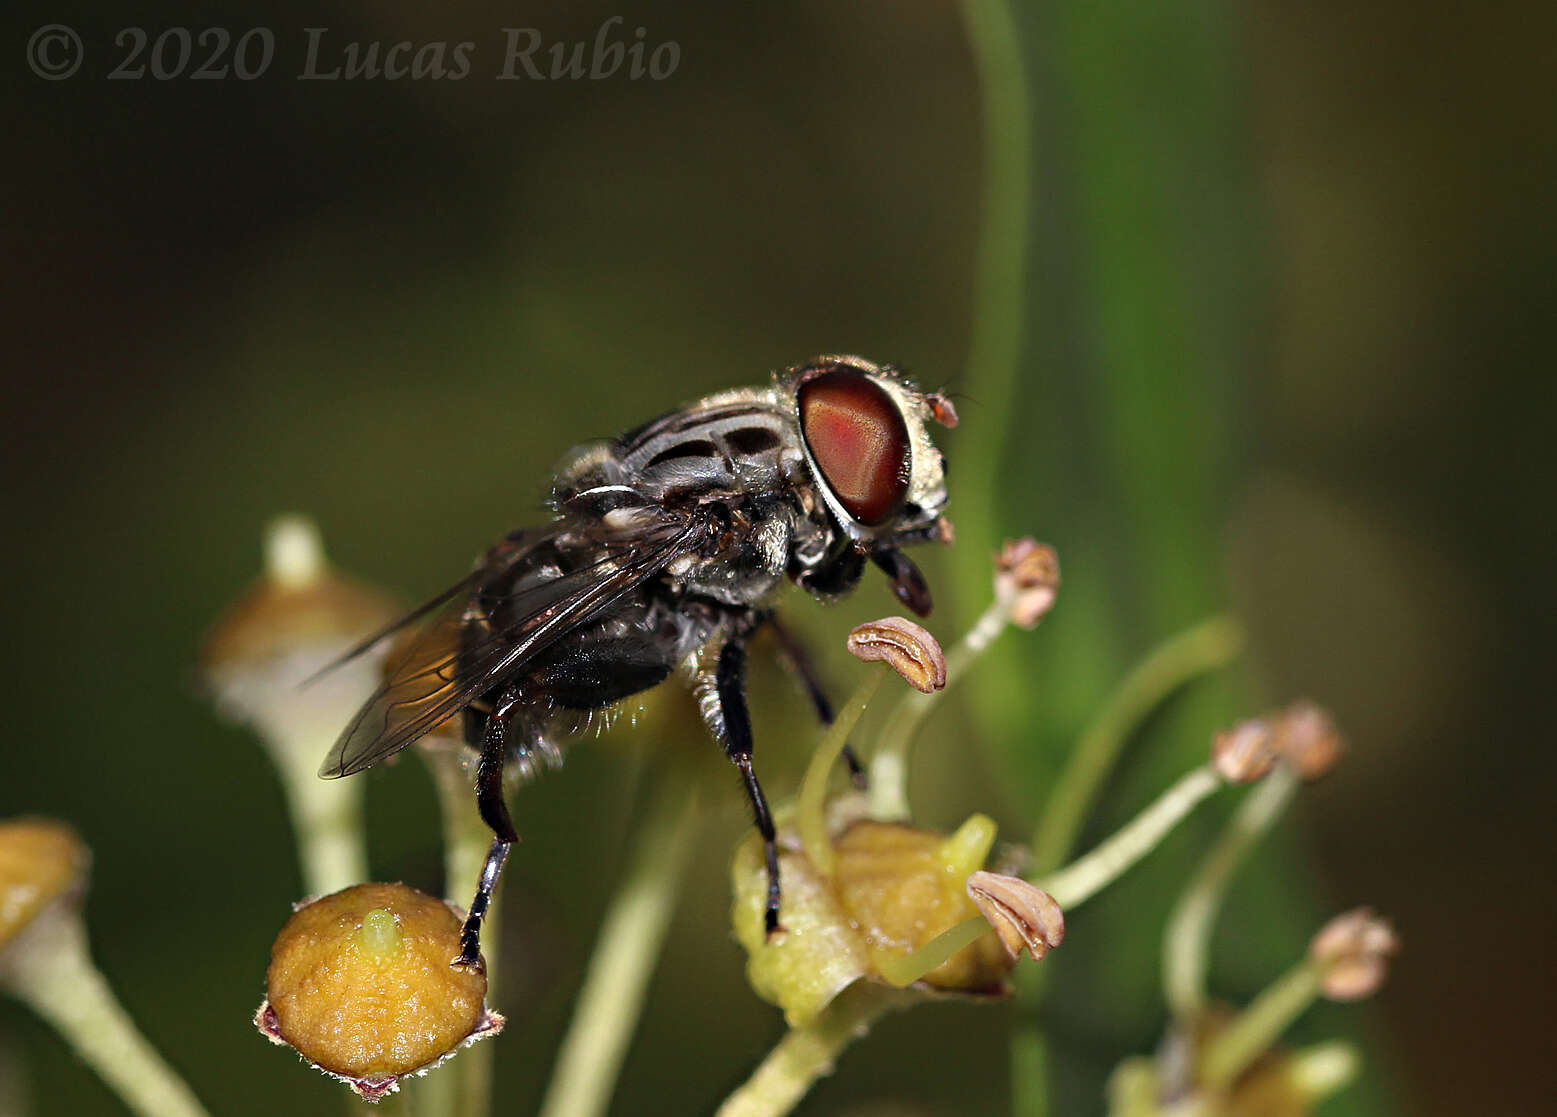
[766,613,867,788]
[456,836,511,972]
[456,684,522,969]
[716,637,783,936]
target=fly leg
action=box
[455,684,524,971]
[765,613,867,788]
[715,636,784,937]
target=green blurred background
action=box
[3,1,1550,1114]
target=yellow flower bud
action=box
[256,882,502,1099]
[832,820,1010,992]
[731,809,1012,1028]
[0,818,88,953]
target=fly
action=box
[320,355,956,968]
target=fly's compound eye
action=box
[798,369,910,526]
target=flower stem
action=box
[1017,616,1239,1117]
[1011,1030,1049,1117]
[1200,957,1322,1089]
[1031,615,1243,873]
[950,0,1031,623]
[1163,765,1299,1022]
[1,907,211,1117]
[274,737,369,898]
[714,985,914,1117]
[1038,766,1222,909]
[537,774,703,1117]
[867,598,1009,821]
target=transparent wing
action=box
[319,511,705,778]
[300,571,483,688]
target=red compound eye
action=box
[798,370,910,525]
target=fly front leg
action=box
[713,635,784,937]
[766,612,867,788]
[455,684,524,971]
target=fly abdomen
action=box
[529,633,679,710]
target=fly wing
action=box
[300,571,483,689]
[318,510,706,778]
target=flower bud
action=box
[731,811,1011,1026]
[965,871,1065,962]
[847,617,947,693]
[1109,1026,1356,1117]
[1210,717,1279,784]
[201,515,400,746]
[257,882,503,1099]
[994,539,1060,629]
[833,819,1010,992]
[1309,908,1396,1001]
[2,823,214,1117]
[1270,701,1344,781]
[731,822,870,1028]
[0,818,88,954]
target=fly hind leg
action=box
[455,684,525,971]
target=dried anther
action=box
[257,882,503,1099]
[1310,907,1397,1001]
[925,392,960,428]
[965,871,1066,962]
[1211,701,1344,784]
[847,617,947,693]
[1271,700,1345,780]
[1210,717,1280,784]
[995,538,1061,629]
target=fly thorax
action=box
[674,514,790,606]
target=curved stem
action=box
[951,0,1031,603]
[1200,958,1321,1090]
[1031,615,1243,873]
[714,985,913,1117]
[1163,765,1298,1022]
[950,8,1037,1110]
[868,598,1010,821]
[1011,1033,1049,1117]
[1038,766,1222,909]
[1017,616,1240,1117]
[873,917,989,988]
[274,738,368,898]
[537,775,703,1117]
[1,908,211,1117]
[798,672,883,872]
